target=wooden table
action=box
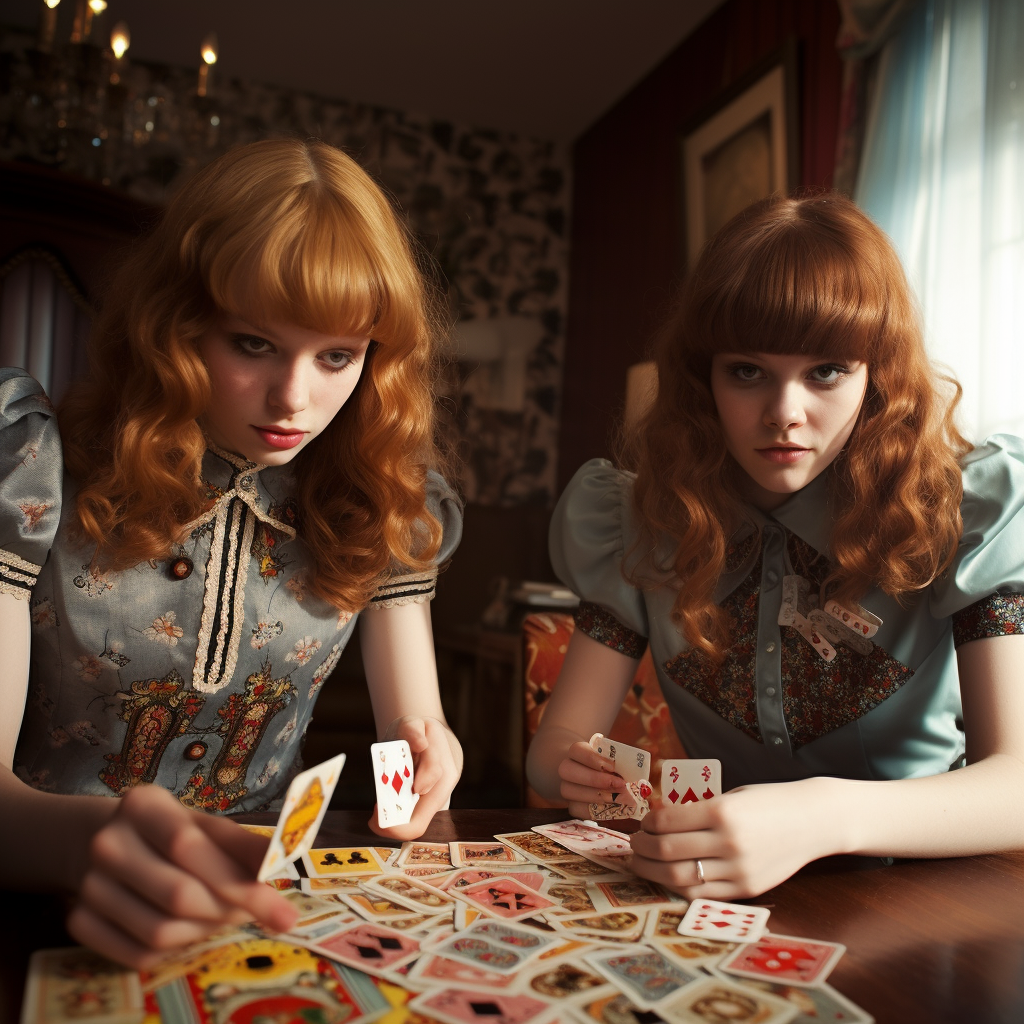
[3,808,1023,1024]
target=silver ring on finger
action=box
[694,858,705,885]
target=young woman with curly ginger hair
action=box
[0,138,462,966]
[527,192,1024,898]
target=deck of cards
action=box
[23,813,871,1024]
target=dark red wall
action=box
[557,0,842,491]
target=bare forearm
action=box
[525,722,586,802]
[0,767,119,891]
[811,755,1024,859]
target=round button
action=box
[773,736,784,746]
[239,474,254,490]
[765,642,776,653]
[765,686,776,696]
[184,741,207,760]
[169,557,193,580]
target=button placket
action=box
[754,525,793,756]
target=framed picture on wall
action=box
[679,42,799,268]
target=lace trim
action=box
[369,566,438,608]
[0,579,31,601]
[0,547,41,598]
[193,498,255,693]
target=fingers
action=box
[116,787,297,933]
[66,901,187,971]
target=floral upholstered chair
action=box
[522,611,685,807]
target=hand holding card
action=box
[372,739,420,828]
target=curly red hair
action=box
[59,138,449,611]
[627,192,971,661]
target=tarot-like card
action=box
[585,946,703,1007]
[396,840,454,867]
[589,733,651,784]
[301,845,385,878]
[660,758,722,806]
[406,951,519,990]
[719,933,846,987]
[532,820,632,858]
[677,897,770,942]
[457,877,557,920]
[307,921,421,974]
[363,873,457,914]
[450,841,529,867]
[409,988,550,1024]
[517,958,611,1001]
[22,947,143,1024]
[441,868,547,892]
[659,976,800,1024]
[432,919,556,974]
[371,739,419,828]
[257,752,346,882]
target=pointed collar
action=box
[182,443,298,539]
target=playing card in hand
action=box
[660,758,721,806]
[257,752,346,882]
[372,739,419,828]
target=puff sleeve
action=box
[368,469,463,608]
[929,435,1024,645]
[549,458,649,659]
[0,369,63,601]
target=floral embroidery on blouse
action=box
[18,502,50,530]
[143,611,185,646]
[573,600,648,659]
[663,533,914,750]
[250,619,284,649]
[952,592,1024,646]
[286,635,322,666]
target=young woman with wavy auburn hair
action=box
[0,138,462,967]
[528,191,1024,900]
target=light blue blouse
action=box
[0,369,461,812]
[551,443,1024,790]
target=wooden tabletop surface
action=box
[3,807,1023,1024]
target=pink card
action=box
[719,933,846,987]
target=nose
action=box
[764,381,806,430]
[268,361,310,416]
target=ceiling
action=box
[2,0,728,142]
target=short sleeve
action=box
[929,435,1024,644]
[0,369,63,601]
[550,458,649,658]
[368,469,463,608]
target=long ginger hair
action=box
[628,192,972,661]
[59,138,449,611]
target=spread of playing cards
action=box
[22,746,873,1024]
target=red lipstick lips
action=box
[253,426,305,450]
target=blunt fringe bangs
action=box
[59,138,447,609]
[628,191,971,663]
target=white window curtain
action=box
[855,0,1024,442]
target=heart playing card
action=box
[589,733,651,784]
[372,739,419,828]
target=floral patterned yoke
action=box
[550,450,1024,791]
[0,369,461,812]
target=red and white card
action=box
[371,739,419,828]
[677,897,770,943]
[719,933,846,987]
[660,758,721,806]
[589,733,651,784]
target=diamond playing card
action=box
[371,739,419,828]
[677,897,770,942]
[660,758,721,805]
[257,752,346,882]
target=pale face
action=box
[710,351,868,511]
[197,315,371,465]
